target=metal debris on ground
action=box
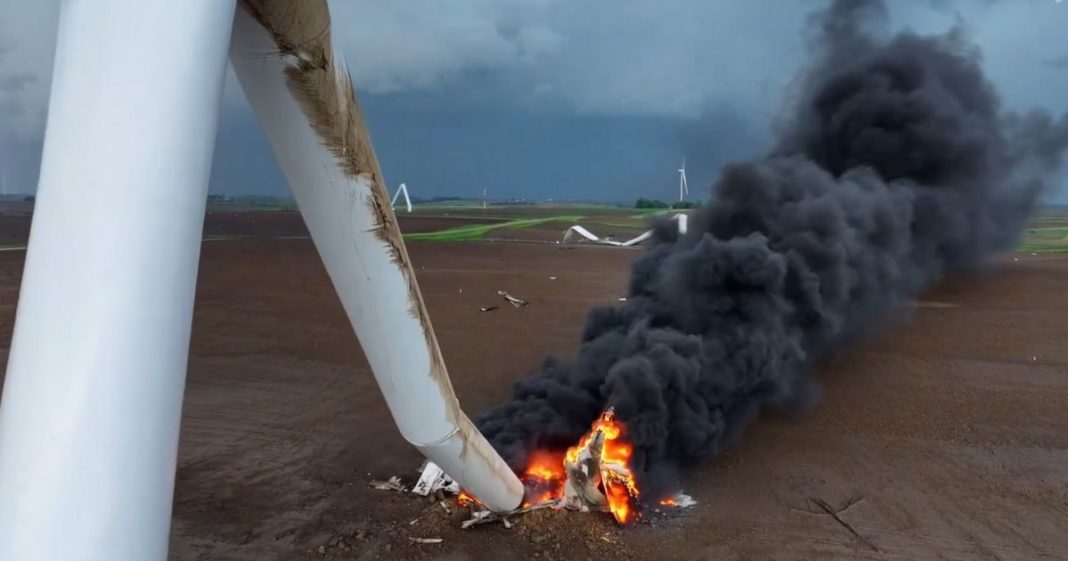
[461,501,556,529]
[479,306,499,312]
[408,537,443,544]
[412,457,695,530]
[411,461,459,496]
[549,276,558,281]
[497,290,529,308]
[369,476,405,492]
[617,297,627,302]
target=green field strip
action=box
[402,215,586,241]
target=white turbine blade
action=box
[563,225,602,242]
[400,183,412,213]
[674,213,689,234]
[391,183,404,206]
[620,229,654,246]
[230,2,522,513]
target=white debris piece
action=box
[409,537,443,544]
[461,501,556,529]
[412,461,460,496]
[369,476,406,492]
[460,509,496,529]
[497,290,529,308]
[664,492,697,508]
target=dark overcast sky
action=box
[2,1,1066,202]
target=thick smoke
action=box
[475,0,1068,495]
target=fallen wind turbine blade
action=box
[229,0,522,513]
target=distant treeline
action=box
[635,197,699,209]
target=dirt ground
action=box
[0,210,1066,560]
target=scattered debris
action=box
[617,297,627,302]
[411,461,459,496]
[414,450,694,531]
[549,276,558,281]
[460,509,495,530]
[461,501,556,529]
[369,476,405,492]
[498,290,529,308]
[408,537,443,545]
[479,306,499,313]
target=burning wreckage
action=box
[392,408,695,528]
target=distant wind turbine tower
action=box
[678,158,689,202]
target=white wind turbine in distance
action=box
[391,182,412,213]
[678,157,689,202]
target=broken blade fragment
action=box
[412,461,459,496]
[497,290,529,308]
[561,431,607,511]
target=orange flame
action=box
[457,409,645,525]
[520,450,566,507]
[457,490,480,508]
[566,409,640,524]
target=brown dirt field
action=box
[396,215,503,234]
[201,210,503,238]
[0,211,1066,560]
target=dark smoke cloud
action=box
[475,0,1068,496]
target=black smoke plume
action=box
[475,0,1068,495]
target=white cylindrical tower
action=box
[0,1,237,559]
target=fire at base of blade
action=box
[452,408,695,527]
